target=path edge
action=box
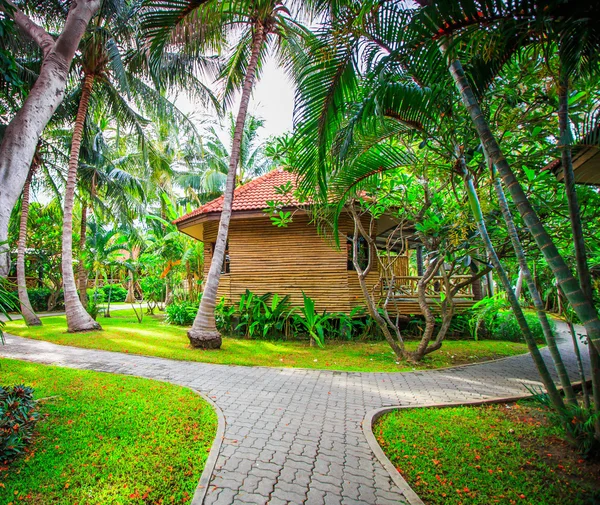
[362,394,530,505]
[191,391,226,505]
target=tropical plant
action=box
[0,384,41,462]
[165,300,198,326]
[144,0,310,349]
[293,292,332,348]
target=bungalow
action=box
[174,169,476,314]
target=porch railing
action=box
[382,275,474,299]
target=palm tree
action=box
[145,0,309,348]
[16,155,42,326]
[176,113,274,203]
[62,0,206,332]
[0,0,100,278]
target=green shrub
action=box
[0,384,40,462]
[485,310,550,343]
[87,288,106,303]
[102,285,127,303]
[165,301,198,326]
[87,300,99,320]
[26,288,52,312]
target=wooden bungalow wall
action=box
[202,214,380,313]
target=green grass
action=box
[0,358,217,504]
[3,310,529,373]
[375,403,600,505]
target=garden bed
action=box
[0,358,216,504]
[375,401,600,505]
[3,310,530,372]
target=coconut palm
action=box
[176,113,274,203]
[144,0,310,348]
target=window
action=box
[347,236,369,271]
[212,241,230,274]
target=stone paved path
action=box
[0,323,589,505]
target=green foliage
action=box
[466,297,551,343]
[87,300,99,321]
[215,297,236,334]
[26,288,52,313]
[87,288,106,304]
[0,384,40,462]
[102,284,127,302]
[527,388,600,459]
[292,292,333,348]
[487,310,550,344]
[165,301,198,326]
[0,281,19,343]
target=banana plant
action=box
[294,292,332,348]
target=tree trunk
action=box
[515,268,524,300]
[493,174,576,405]
[188,22,266,348]
[78,204,89,308]
[558,69,600,433]
[62,73,101,332]
[126,270,135,303]
[462,160,566,413]
[0,0,100,277]
[16,161,42,326]
[444,49,600,355]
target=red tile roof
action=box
[174,169,302,225]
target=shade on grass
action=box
[375,403,599,505]
[0,358,216,504]
[3,310,530,372]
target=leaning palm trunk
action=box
[62,73,101,332]
[16,162,42,326]
[492,173,576,405]
[558,70,600,433]
[443,48,600,355]
[78,205,89,309]
[0,0,100,277]
[188,23,266,348]
[462,160,566,413]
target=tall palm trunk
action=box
[492,174,576,405]
[188,22,266,348]
[558,69,600,432]
[444,49,600,355]
[62,72,101,332]
[462,161,566,413]
[16,161,42,326]
[78,204,89,308]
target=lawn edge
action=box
[361,394,532,505]
[0,354,225,505]
[3,328,532,374]
[190,391,226,505]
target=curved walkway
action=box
[0,322,589,505]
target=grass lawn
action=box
[0,358,217,504]
[375,402,600,505]
[3,310,529,372]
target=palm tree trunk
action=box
[78,204,89,309]
[557,69,600,433]
[462,160,566,413]
[188,22,266,348]
[444,49,600,355]
[17,161,42,326]
[62,72,101,332]
[492,174,577,405]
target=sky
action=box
[175,57,296,145]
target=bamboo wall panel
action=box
[201,215,353,312]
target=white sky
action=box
[175,56,296,145]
